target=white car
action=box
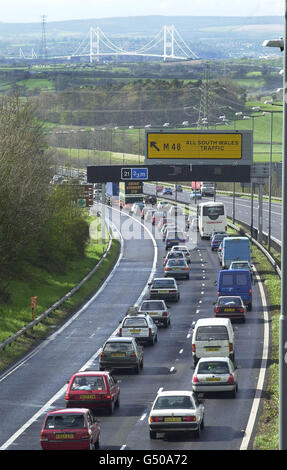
[148,390,205,439]
[157,201,170,211]
[139,299,171,327]
[118,313,158,345]
[192,356,238,398]
[171,245,191,263]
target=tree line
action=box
[0,95,90,302]
[33,78,246,128]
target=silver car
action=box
[164,258,189,279]
[149,390,205,439]
[139,299,171,327]
[119,313,158,345]
[148,277,180,302]
[192,356,238,398]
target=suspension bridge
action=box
[19,25,199,62]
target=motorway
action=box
[144,183,282,244]
[0,202,268,451]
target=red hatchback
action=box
[65,371,120,414]
[40,408,100,450]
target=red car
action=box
[40,408,100,450]
[65,371,120,414]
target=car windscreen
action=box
[154,396,194,410]
[45,414,86,429]
[196,326,229,340]
[123,318,148,327]
[71,376,106,391]
[198,361,230,374]
[152,279,175,287]
[141,301,164,310]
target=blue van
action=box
[221,236,250,269]
[217,269,252,311]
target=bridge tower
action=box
[163,25,175,61]
[90,27,100,63]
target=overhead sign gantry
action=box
[87,129,253,183]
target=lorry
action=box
[221,236,250,269]
[105,182,119,205]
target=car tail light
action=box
[119,328,122,336]
[150,416,164,423]
[239,308,244,313]
[149,328,152,335]
[182,416,196,422]
[163,311,168,317]
[217,291,220,297]
[249,289,252,295]
[184,266,189,271]
[106,394,111,399]
[192,343,195,353]
[65,393,69,400]
[227,374,234,384]
[100,351,106,357]
[164,267,169,271]
[81,434,90,440]
[170,289,177,293]
[130,353,137,357]
[215,307,220,313]
[40,434,49,441]
[192,375,199,383]
[229,342,233,353]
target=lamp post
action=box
[263,15,287,450]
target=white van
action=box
[191,318,235,367]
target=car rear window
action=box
[71,376,106,391]
[196,326,229,340]
[168,259,186,266]
[141,301,164,310]
[154,396,194,409]
[103,342,134,353]
[45,414,86,429]
[235,273,249,285]
[123,318,148,327]
[218,297,241,306]
[198,361,230,374]
[153,279,175,287]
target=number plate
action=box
[55,433,74,439]
[224,308,235,312]
[148,312,158,315]
[206,377,221,382]
[80,394,96,399]
[206,347,219,351]
[112,353,125,357]
[159,290,169,293]
[129,329,141,333]
[164,417,182,422]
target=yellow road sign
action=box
[147,132,242,159]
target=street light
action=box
[263,18,287,450]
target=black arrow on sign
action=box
[150,141,160,152]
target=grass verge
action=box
[0,217,121,373]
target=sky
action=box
[0,0,284,24]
